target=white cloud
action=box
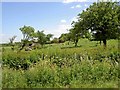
[70,16,81,25]
[0,23,71,43]
[63,0,75,3]
[0,33,22,44]
[83,8,86,11]
[1,0,63,2]
[61,19,67,23]
[63,0,87,3]
[0,33,5,37]
[44,24,71,38]
[53,24,71,37]
[76,4,81,8]
[71,6,75,9]
[98,0,118,2]
[58,24,71,32]
[84,4,88,7]
[71,4,81,9]
[71,16,78,23]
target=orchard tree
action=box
[77,2,119,47]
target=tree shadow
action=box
[60,45,82,49]
[89,45,98,47]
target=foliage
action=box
[59,33,70,43]
[71,2,120,47]
[69,28,80,47]
[46,34,53,41]
[20,25,35,41]
[37,31,47,46]
[2,1,120,88]
[19,26,54,50]
[2,57,119,88]
[51,37,59,43]
[68,17,88,47]
[2,39,119,88]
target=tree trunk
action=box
[101,30,107,47]
[103,39,107,47]
[100,40,101,45]
[74,39,78,47]
[75,42,77,47]
[19,43,26,51]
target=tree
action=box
[19,25,35,41]
[51,37,59,43]
[69,28,79,47]
[92,31,102,45]
[37,30,47,47]
[69,20,85,47]
[117,2,120,40]
[46,34,53,41]
[77,2,119,47]
[9,35,17,44]
[59,33,68,43]
[85,31,93,40]
[9,35,17,50]
[19,25,35,51]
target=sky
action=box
[0,0,119,43]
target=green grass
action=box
[2,39,119,88]
[2,58,119,88]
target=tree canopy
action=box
[70,2,120,47]
[19,25,35,41]
[37,31,47,46]
[18,2,120,49]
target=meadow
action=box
[1,39,120,88]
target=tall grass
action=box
[2,39,119,88]
[2,58,118,88]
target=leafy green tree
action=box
[46,34,53,41]
[37,30,47,47]
[69,21,85,47]
[51,37,59,43]
[77,2,119,47]
[69,28,79,47]
[19,25,35,41]
[19,25,35,51]
[85,31,93,40]
[117,2,120,40]
[59,33,68,43]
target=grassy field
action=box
[1,39,120,88]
